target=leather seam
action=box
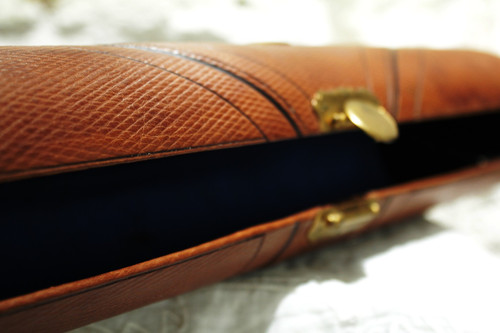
[238,236,265,273]
[360,48,374,92]
[268,222,300,264]
[214,48,313,132]
[71,47,269,141]
[219,48,311,100]
[390,49,400,118]
[120,44,305,136]
[413,50,426,119]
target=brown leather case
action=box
[1,43,500,332]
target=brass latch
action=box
[311,88,399,143]
[308,199,381,243]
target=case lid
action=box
[1,43,500,181]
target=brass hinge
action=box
[308,198,381,243]
[311,88,399,143]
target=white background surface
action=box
[2,1,500,332]
[2,0,500,54]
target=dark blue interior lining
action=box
[0,111,499,300]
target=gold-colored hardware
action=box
[308,199,380,243]
[311,88,399,143]
[249,42,290,46]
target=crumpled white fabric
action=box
[2,1,500,332]
[1,0,500,55]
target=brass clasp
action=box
[308,199,380,243]
[311,88,399,143]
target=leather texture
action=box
[1,44,500,332]
[2,44,500,181]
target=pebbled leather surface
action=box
[2,44,500,181]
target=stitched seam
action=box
[268,222,300,264]
[360,48,374,92]
[390,50,400,118]
[216,48,313,131]
[238,236,265,273]
[120,44,305,137]
[72,47,269,141]
[220,49,310,100]
[413,50,426,119]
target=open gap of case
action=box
[1,111,499,300]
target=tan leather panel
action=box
[2,45,500,181]
[397,49,424,121]
[362,48,395,115]
[212,44,395,114]
[0,47,264,180]
[420,50,500,119]
[144,43,500,123]
[145,43,375,133]
[142,43,320,134]
[90,45,298,141]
